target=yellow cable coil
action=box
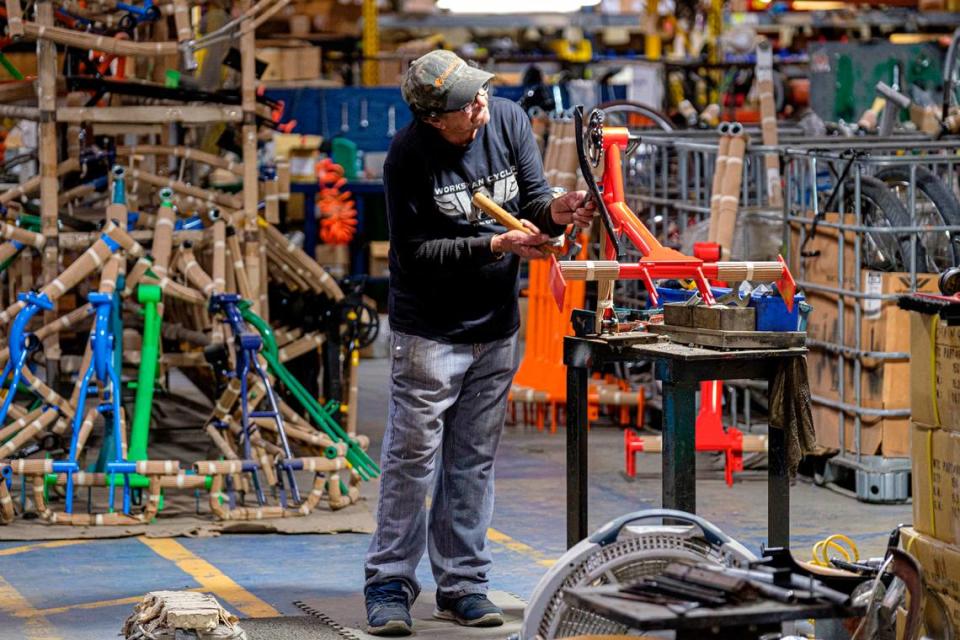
[810,534,859,568]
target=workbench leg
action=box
[304,193,318,259]
[768,418,790,548]
[567,364,589,549]
[351,195,366,276]
[662,381,697,514]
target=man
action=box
[364,49,594,636]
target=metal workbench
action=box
[564,335,807,549]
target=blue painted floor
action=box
[0,359,911,639]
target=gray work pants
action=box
[364,329,519,602]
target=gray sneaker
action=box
[365,581,412,636]
[433,593,503,627]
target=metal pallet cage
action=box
[613,120,960,501]
[783,138,960,502]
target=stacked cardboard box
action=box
[258,44,322,82]
[790,214,938,456]
[910,422,960,544]
[315,244,349,280]
[907,312,960,630]
[900,527,960,625]
[910,314,960,428]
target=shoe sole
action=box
[366,620,413,636]
[433,608,504,627]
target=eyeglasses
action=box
[444,85,489,115]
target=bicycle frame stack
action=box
[0,0,382,528]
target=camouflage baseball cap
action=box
[401,50,494,115]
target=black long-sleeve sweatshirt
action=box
[384,97,565,344]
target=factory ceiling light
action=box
[436,0,601,13]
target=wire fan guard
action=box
[527,517,755,639]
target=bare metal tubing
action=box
[786,215,960,235]
[797,281,912,302]
[875,81,912,109]
[804,338,909,362]
[811,394,911,419]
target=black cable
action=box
[943,27,960,122]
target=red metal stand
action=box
[694,380,744,487]
[624,380,744,487]
[624,428,644,478]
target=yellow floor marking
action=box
[138,537,281,618]
[0,539,92,557]
[19,587,206,617]
[487,527,557,568]
[0,574,63,640]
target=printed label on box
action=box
[862,270,883,319]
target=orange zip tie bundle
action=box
[316,158,357,245]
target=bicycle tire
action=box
[876,165,960,271]
[595,99,675,131]
[843,175,927,272]
[943,27,960,121]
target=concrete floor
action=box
[0,357,911,639]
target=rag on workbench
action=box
[769,357,816,476]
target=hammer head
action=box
[562,234,582,260]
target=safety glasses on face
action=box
[444,83,489,115]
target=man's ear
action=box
[423,115,444,130]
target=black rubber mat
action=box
[293,590,525,639]
[242,615,345,640]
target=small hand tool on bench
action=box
[560,192,591,260]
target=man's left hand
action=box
[550,190,597,228]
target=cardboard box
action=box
[258,45,321,81]
[806,269,937,456]
[301,0,361,36]
[911,422,960,545]
[289,14,311,36]
[808,351,910,456]
[900,527,960,600]
[315,243,349,279]
[805,271,939,350]
[273,134,323,183]
[1,51,64,80]
[369,241,389,278]
[792,214,938,348]
[285,192,305,223]
[897,590,960,639]
[910,313,960,432]
[790,214,938,455]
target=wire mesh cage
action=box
[783,138,960,500]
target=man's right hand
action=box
[490,220,550,259]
